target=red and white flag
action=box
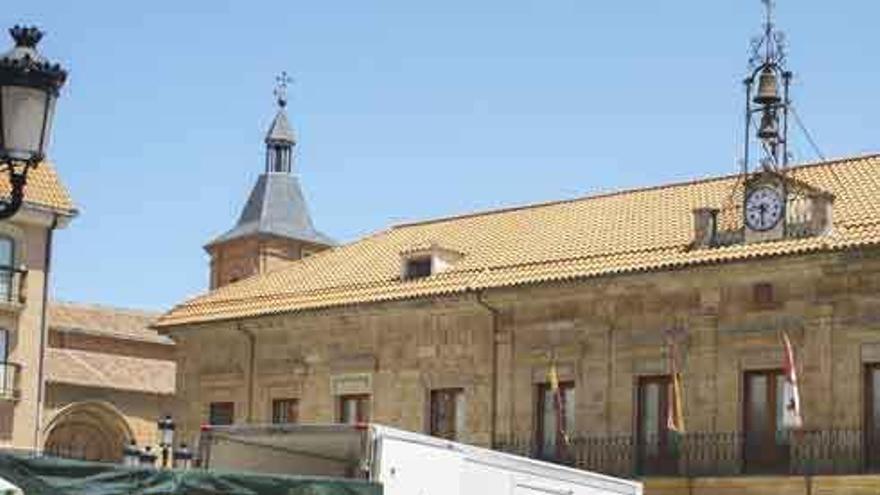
[781,332,803,429]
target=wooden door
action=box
[637,376,677,475]
[865,365,880,470]
[743,370,789,473]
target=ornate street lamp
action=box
[172,443,193,470]
[0,26,67,219]
[122,439,140,467]
[157,414,176,468]
[138,446,157,467]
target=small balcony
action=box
[0,361,20,400]
[0,266,27,309]
[495,430,880,478]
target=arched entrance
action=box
[43,401,134,462]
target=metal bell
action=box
[753,66,781,105]
[757,108,779,141]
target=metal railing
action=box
[0,361,20,400]
[0,267,26,304]
[495,430,880,478]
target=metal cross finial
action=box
[762,0,774,25]
[274,71,293,108]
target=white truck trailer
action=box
[199,423,642,495]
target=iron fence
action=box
[495,430,880,478]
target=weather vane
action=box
[274,71,294,108]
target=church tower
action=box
[205,75,335,289]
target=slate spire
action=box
[206,75,334,250]
[265,72,296,173]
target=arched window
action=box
[0,237,14,302]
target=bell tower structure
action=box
[742,0,792,173]
[205,74,335,289]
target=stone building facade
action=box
[0,162,76,451]
[42,302,176,462]
[160,151,880,493]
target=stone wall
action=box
[646,475,880,495]
[171,247,880,449]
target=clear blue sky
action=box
[2,1,879,311]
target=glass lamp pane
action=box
[1,86,49,161]
[162,427,174,446]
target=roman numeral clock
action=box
[743,173,787,243]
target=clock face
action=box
[745,186,784,231]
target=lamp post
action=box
[0,25,67,220]
[157,414,175,469]
[122,439,140,467]
[138,446,157,467]
[172,443,193,470]
[123,416,192,470]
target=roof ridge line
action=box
[50,300,160,317]
[176,244,688,310]
[392,152,880,230]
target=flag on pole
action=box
[547,360,571,447]
[781,332,803,429]
[666,340,685,434]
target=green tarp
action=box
[0,453,381,495]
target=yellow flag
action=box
[548,360,560,392]
[668,371,685,433]
[547,359,571,446]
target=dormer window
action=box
[400,242,464,280]
[405,257,433,279]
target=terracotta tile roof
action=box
[0,162,76,215]
[50,302,170,344]
[156,153,880,328]
[45,348,176,395]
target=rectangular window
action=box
[272,398,299,424]
[636,376,678,475]
[743,370,789,473]
[430,389,465,440]
[866,365,880,470]
[536,382,575,460]
[404,257,432,279]
[0,237,14,302]
[338,395,370,424]
[0,329,7,362]
[753,282,776,309]
[208,402,235,426]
